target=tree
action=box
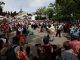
[36,7,46,15]
[45,8,54,19]
[36,0,80,21]
[11,11,18,17]
[0,1,5,15]
[35,7,47,19]
[54,0,80,21]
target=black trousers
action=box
[56,30,61,37]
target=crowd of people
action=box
[0,16,80,60]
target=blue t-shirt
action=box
[73,30,80,36]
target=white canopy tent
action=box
[31,15,37,21]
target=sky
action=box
[0,0,55,13]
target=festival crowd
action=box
[0,17,80,60]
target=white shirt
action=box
[49,25,55,32]
[18,27,23,32]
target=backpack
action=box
[6,46,19,60]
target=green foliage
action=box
[36,7,46,15]
[55,0,80,21]
[46,8,54,19]
[36,0,80,21]
[36,6,54,19]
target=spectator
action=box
[77,48,80,60]
[0,39,4,60]
[51,45,57,60]
[17,46,28,60]
[69,37,80,55]
[61,41,78,60]
[43,43,51,60]
[26,46,30,56]
[6,36,20,60]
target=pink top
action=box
[69,40,80,54]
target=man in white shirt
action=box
[18,26,23,35]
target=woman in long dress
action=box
[48,24,56,41]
